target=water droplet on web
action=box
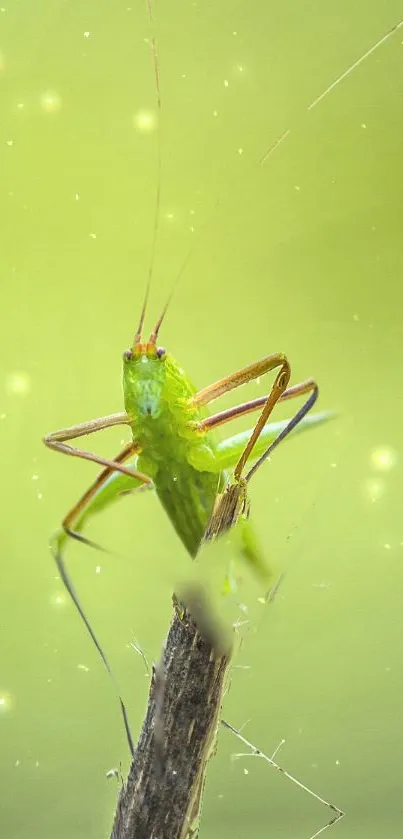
[50,592,66,608]
[370,446,397,471]
[5,371,31,396]
[133,109,157,133]
[0,692,13,713]
[40,90,62,114]
[364,478,385,503]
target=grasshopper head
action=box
[122,289,169,419]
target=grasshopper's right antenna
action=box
[133,1,162,348]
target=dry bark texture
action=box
[110,591,232,839]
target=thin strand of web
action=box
[260,17,403,164]
[222,719,344,839]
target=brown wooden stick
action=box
[110,590,232,839]
[110,478,261,839]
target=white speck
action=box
[89,232,97,239]
[232,31,238,36]
[40,91,62,113]
[15,760,20,767]
[0,413,6,420]
[384,543,391,550]
[237,147,243,156]
[32,474,39,481]
[37,493,43,500]
[35,761,40,768]
[75,193,80,201]
[235,63,244,74]
[361,123,367,129]
[16,102,24,110]
[213,109,218,117]
[243,768,249,775]
[6,140,13,147]
[141,355,148,364]
[5,371,31,396]
[257,597,265,605]
[294,185,300,191]
[370,446,397,471]
[84,31,90,39]
[353,313,359,321]
[172,770,177,776]
[95,565,101,574]
[133,109,157,133]
[77,664,90,672]
[224,79,229,88]
[335,759,340,766]
[330,462,337,468]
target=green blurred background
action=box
[1,1,402,837]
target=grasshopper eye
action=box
[156,347,166,359]
[123,349,133,361]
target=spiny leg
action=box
[245,381,318,482]
[62,442,143,551]
[201,379,318,582]
[52,444,152,758]
[43,412,152,483]
[198,378,316,433]
[192,352,292,480]
[196,377,318,481]
[193,352,291,408]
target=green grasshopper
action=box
[44,300,324,568]
[42,0,330,749]
[43,295,327,754]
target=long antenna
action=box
[133,0,163,347]
[260,17,403,164]
[148,247,194,343]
